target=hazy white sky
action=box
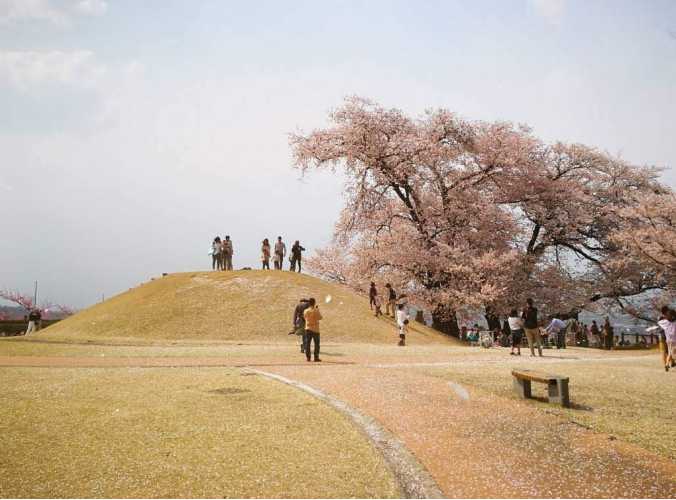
[1,0,675,308]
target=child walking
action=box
[396,303,409,346]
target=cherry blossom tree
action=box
[292,97,670,333]
[0,289,76,319]
[602,191,676,320]
[0,289,35,311]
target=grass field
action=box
[418,350,676,460]
[0,366,399,498]
[2,272,674,498]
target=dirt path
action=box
[262,364,676,498]
[2,352,674,498]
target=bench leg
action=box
[513,377,532,399]
[548,379,570,407]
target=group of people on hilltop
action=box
[369,282,410,346]
[209,236,305,272]
[261,237,305,271]
[210,236,234,271]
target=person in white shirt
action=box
[274,236,286,270]
[211,237,222,270]
[545,316,568,349]
[507,309,524,356]
[396,304,409,346]
[657,306,676,372]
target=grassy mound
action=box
[40,271,456,344]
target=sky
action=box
[1,0,675,308]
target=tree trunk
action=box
[432,305,460,337]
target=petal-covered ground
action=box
[1,336,674,498]
[0,366,400,498]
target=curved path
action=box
[1,350,675,498]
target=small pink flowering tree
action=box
[0,289,76,319]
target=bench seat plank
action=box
[512,369,569,384]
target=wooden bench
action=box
[511,369,570,407]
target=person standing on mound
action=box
[290,240,305,272]
[303,298,322,362]
[274,236,286,270]
[261,238,271,270]
[211,236,222,270]
[396,303,409,346]
[222,235,233,271]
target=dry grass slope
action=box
[41,271,457,345]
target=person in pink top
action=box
[657,306,676,372]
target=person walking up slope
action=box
[369,282,378,311]
[303,298,322,362]
[385,283,397,317]
[396,304,409,346]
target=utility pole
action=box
[33,281,38,307]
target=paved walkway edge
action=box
[247,368,444,499]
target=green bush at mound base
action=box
[40,271,458,344]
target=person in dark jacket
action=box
[290,298,311,353]
[521,298,543,357]
[25,308,41,336]
[289,241,306,272]
[369,282,378,311]
[385,284,397,317]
